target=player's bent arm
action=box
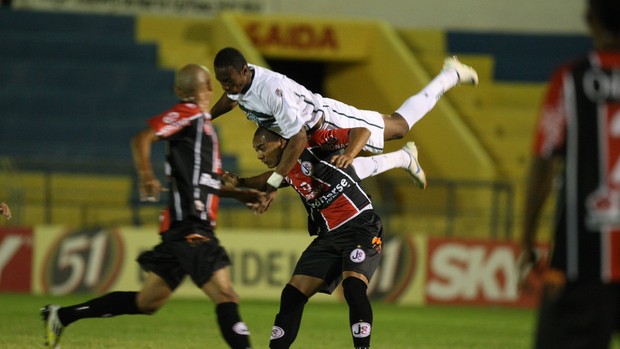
[131,128,163,201]
[331,127,371,168]
[270,128,306,190]
[131,128,159,180]
[210,93,238,119]
[344,128,371,157]
[222,171,275,190]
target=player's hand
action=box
[139,175,166,202]
[255,189,277,214]
[516,246,542,292]
[234,189,266,205]
[0,202,11,220]
[222,171,241,187]
[330,153,355,168]
[241,189,269,213]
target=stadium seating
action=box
[0,11,191,225]
[0,10,177,165]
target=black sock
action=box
[342,277,373,348]
[216,302,252,349]
[270,284,309,349]
[57,291,142,326]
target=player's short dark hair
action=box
[589,0,620,34]
[254,126,283,142]
[214,47,248,71]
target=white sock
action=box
[395,69,459,129]
[352,150,409,180]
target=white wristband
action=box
[266,172,284,188]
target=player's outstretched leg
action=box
[443,56,479,86]
[387,56,479,138]
[350,141,427,188]
[40,291,143,348]
[402,142,427,189]
[215,302,252,349]
[41,304,63,349]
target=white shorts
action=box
[319,98,385,154]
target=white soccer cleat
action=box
[41,304,63,349]
[402,142,427,189]
[443,56,479,86]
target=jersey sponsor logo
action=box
[350,248,366,263]
[307,178,351,209]
[351,322,371,338]
[158,116,191,136]
[233,322,250,336]
[271,326,285,340]
[586,188,620,230]
[300,161,313,176]
[583,68,620,102]
[162,112,180,124]
[199,173,221,189]
[195,200,206,212]
[320,134,346,151]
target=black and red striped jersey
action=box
[148,102,222,232]
[286,128,373,234]
[534,51,620,282]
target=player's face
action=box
[253,135,286,169]
[214,65,251,95]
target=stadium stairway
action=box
[398,29,592,238]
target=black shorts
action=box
[137,221,231,290]
[294,210,383,294]
[534,280,620,349]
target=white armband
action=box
[266,172,284,188]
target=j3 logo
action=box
[350,248,366,263]
[351,322,371,338]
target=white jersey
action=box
[227,64,386,153]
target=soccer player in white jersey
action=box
[211,47,478,208]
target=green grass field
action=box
[0,293,616,349]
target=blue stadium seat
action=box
[0,10,181,171]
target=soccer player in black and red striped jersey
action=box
[40,64,265,349]
[519,1,620,348]
[223,126,423,349]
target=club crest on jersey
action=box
[301,161,313,176]
[275,88,283,97]
[350,248,366,263]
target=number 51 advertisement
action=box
[0,226,546,308]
